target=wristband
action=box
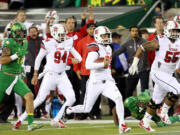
[10,54,18,60]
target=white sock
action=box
[53,103,67,122]
[45,102,52,115]
[143,112,152,124]
[162,103,170,113]
[15,94,23,116]
[114,97,125,126]
[19,112,27,122]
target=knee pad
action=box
[166,92,178,103]
[147,99,161,110]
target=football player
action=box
[0,22,42,131]
[40,10,59,39]
[129,20,180,131]
[13,24,82,129]
[65,26,131,134]
[124,90,180,127]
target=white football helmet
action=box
[164,20,180,39]
[50,24,67,42]
[94,26,112,45]
[174,15,180,23]
[45,10,59,24]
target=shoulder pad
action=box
[87,44,99,52]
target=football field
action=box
[0,119,180,135]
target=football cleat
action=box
[12,120,22,130]
[139,120,155,132]
[157,108,171,125]
[28,122,43,131]
[50,120,68,128]
[119,124,131,134]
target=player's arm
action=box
[0,47,12,64]
[86,52,104,70]
[70,47,82,64]
[86,44,110,70]
[86,52,110,70]
[31,48,47,85]
[129,39,159,75]
[135,40,159,59]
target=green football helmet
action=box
[137,90,151,107]
[11,22,27,41]
[124,96,138,109]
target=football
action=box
[94,57,104,63]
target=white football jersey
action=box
[151,35,180,74]
[86,42,113,80]
[42,38,73,73]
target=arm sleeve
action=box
[85,52,104,70]
[34,48,47,70]
[70,47,82,63]
[73,41,82,72]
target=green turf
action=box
[0,121,180,135]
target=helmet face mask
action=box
[164,21,180,40]
[58,33,66,42]
[11,22,27,41]
[50,24,67,42]
[94,26,112,46]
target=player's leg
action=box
[15,93,23,118]
[102,80,131,134]
[152,71,180,124]
[139,80,166,132]
[22,73,56,120]
[14,74,55,130]
[13,78,36,130]
[0,72,15,104]
[66,79,102,114]
[51,73,76,128]
[45,91,54,118]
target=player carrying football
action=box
[65,26,131,134]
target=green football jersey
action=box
[1,38,27,74]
